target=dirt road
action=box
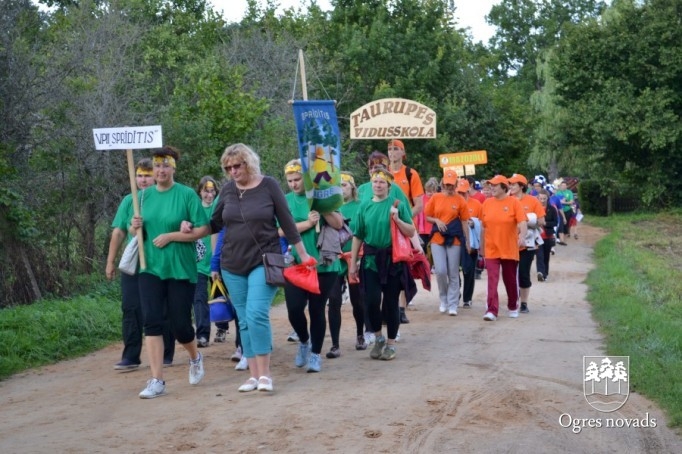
[1,224,680,453]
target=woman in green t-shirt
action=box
[327,171,368,354]
[349,166,415,361]
[130,147,211,399]
[282,159,344,374]
[193,176,219,348]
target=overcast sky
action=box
[210,0,500,43]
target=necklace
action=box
[238,188,247,199]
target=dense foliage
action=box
[1,0,677,305]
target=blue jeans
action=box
[193,273,211,340]
[221,266,277,358]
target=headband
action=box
[371,169,394,184]
[204,181,215,190]
[341,173,355,186]
[284,163,302,174]
[136,169,153,176]
[152,155,176,168]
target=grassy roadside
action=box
[0,280,121,380]
[587,210,682,427]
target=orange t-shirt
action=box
[481,196,526,260]
[424,192,470,246]
[465,197,483,220]
[390,165,424,208]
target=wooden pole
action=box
[126,149,146,270]
[298,49,320,232]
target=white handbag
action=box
[118,238,139,275]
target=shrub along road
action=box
[0,224,681,452]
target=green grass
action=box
[587,210,682,427]
[0,280,121,380]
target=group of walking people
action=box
[106,139,578,398]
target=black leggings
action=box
[138,273,195,344]
[328,277,364,347]
[363,268,402,340]
[285,272,338,355]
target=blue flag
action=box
[292,100,343,213]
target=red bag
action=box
[283,258,320,294]
[390,201,413,263]
[340,248,363,284]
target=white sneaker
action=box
[509,309,519,318]
[483,312,497,321]
[189,352,205,385]
[365,332,376,345]
[448,306,458,316]
[439,302,447,313]
[395,330,401,343]
[235,356,249,371]
[139,378,166,399]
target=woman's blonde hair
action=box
[220,143,261,178]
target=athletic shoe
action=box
[448,306,458,316]
[214,329,227,343]
[197,337,209,348]
[257,376,273,392]
[520,302,529,313]
[163,359,173,368]
[307,353,322,373]
[463,301,472,308]
[537,272,545,282]
[509,309,519,318]
[483,312,497,321]
[238,377,258,392]
[439,302,447,313]
[295,341,311,368]
[399,309,410,324]
[326,346,341,359]
[370,335,386,359]
[395,330,401,343]
[235,356,249,371]
[287,330,299,343]
[355,335,368,350]
[139,378,166,399]
[114,359,140,371]
[379,345,396,361]
[189,352,205,385]
[230,347,243,362]
[365,332,376,345]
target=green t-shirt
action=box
[557,189,574,212]
[197,201,216,276]
[357,181,411,207]
[353,195,413,271]
[337,199,361,275]
[112,193,134,241]
[285,191,341,274]
[139,183,208,283]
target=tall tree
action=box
[551,0,682,205]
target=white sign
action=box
[93,125,163,150]
[349,98,436,139]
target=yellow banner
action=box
[439,150,488,167]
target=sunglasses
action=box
[223,162,243,172]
